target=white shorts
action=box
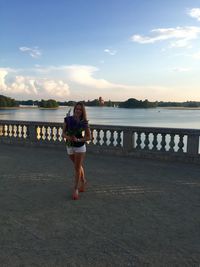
[66,144,86,155]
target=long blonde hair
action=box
[73,102,87,121]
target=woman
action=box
[62,102,91,200]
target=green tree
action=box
[38,99,59,108]
[85,99,99,106]
[119,98,156,108]
[0,95,18,107]
[0,97,6,107]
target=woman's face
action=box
[74,104,83,118]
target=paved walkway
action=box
[0,144,200,267]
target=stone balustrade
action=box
[0,120,200,163]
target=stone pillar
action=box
[187,134,199,155]
[123,129,133,153]
[29,124,37,144]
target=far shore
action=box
[160,106,200,110]
[0,106,60,110]
[1,106,200,111]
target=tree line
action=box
[0,96,59,108]
[1,94,200,108]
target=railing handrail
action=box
[1,119,200,135]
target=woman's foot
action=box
[72,189,79,200]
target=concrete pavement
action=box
[0,144,200,267]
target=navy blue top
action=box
[64,116,88,147]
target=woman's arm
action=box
[84,127,91,142]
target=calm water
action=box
[0,106,200,129]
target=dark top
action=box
[64,116,89,147]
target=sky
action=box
[1,0,200,102]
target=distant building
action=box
[99,96,104,106]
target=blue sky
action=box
[1,0,200,101]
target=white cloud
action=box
[172,67,190,72]
[192,51,200,59]
[66,65,130,89]
[64,65,173,101]
[131,26,200,48]
[104,48,117,55]
[2,65,137,100]
[0,69,8,91]
[19,46,42,58]
[35,64,41,68]
[0,68,70,100]
[35,80,70,98]
[188,8,200,21]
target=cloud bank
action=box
[0,68,70,100]
[0,64,199,102]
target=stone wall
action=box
[0,119,200,163]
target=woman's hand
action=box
[64,135,78,142]
[63,134,73,141]
[70,135,77,142]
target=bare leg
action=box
[79,165,87,192]
[74,152,85,190]
[70,152,85,199]
[69,154,85,182]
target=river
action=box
[0,106,200,129]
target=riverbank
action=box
[0,106,38,110]
[161,106,200,110]
[0,106,60,110]
[2,105,200,110]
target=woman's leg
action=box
[79,166,87,192]
[69,154,85,183]
[71,152,85,199]
[69,154,75,163]
[74,153,85,189]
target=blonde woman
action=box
[62,102,91,200]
